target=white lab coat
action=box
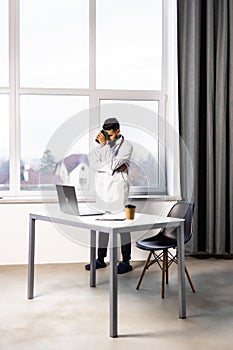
[93,136,133,213]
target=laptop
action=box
[56,184,104,216]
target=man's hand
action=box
[96,131,107,145]
[114,163,128,173]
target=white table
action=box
[27,212,185,338]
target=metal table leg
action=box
[28,215,35,299]
[177,221,186,318]
[109,230,118,337]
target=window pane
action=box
[0,95,9,191]
[20,95,89,190]
[100,100,160,190]
[20,0,89,88]
[96,0,162,90]
[0,0,9,87]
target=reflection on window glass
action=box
[100,100,159,189]
[20,95,89,190]
[20,0,89,88]
[96,0,162,90]
[0,95,9,191]
[0,0,9,87]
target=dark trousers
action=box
[97,231,131,263]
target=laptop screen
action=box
[56,184,79,215]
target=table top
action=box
[30,211,184,234]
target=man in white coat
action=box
[85,117,133,274]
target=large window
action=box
[20,0,89,88]
[0,0,167,198]
[96,0,162,90]
[20,95,89,190]
[0,0,9,86]
[100,99,165,194]
[0,95,9,191]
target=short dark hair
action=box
[103,117,120,131]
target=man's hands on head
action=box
[96,131,107,145]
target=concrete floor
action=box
[0,257,233,350]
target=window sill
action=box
[0,194,181,204]
[129,194,181,201]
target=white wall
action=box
[0,199,175,265]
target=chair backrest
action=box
[164,201,195,243]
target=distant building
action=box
[0,159,25,185]
[55,154,90,190]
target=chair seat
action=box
[136,235,177,251]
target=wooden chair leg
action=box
[136,251,153,290]
[165,250,169,284]
[185,265,195,293]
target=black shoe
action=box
[85,259,107,271]
[117,261,132,274]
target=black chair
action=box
[135,201,195,298]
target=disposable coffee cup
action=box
[125,204,136,220]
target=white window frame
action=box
[0,0,172,200]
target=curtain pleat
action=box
[214,0,228,253]
[205,1,215,253]
[229,0,233,253]
[177,0,233,255]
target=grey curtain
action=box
[177,0,233,255]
